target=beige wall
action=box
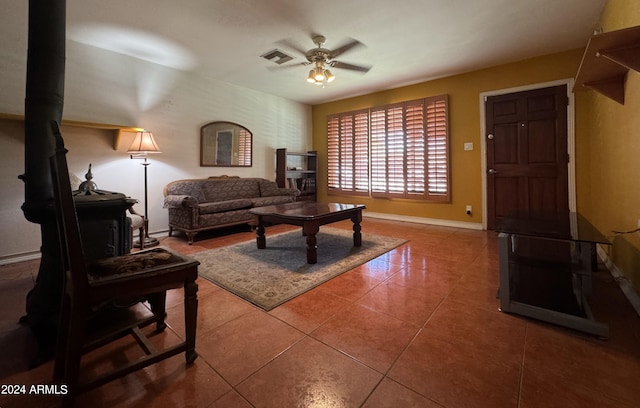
[0,49,312,261]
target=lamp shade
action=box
[127,130,161,154]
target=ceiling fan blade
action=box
[274,39,309,57]
[331,61,372,73]
[330,38,365,58]
[267,61,310,71]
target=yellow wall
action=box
[312,0,640,292]
[584,0,640,289]
[312,49,584,224]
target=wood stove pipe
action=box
[19,0,66,361]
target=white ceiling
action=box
[5,0,607,105]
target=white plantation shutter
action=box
[406,100,426,196]
[370,108,387,194]
[327,116,340,191]
[327,110,369,195]
[327,95,449,202]
[353,112,369,193]
[387,105,405,195]
[370,104,406,197]
[425,95,449,198]
[339,115,354,190]
[238,128,252,166]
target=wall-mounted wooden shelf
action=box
[0,113,140,150]
[574,25,640,105]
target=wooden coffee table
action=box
[249,202,366,264]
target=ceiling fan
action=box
[275,35,372,85]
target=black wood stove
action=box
[73,165,137,261]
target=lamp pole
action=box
[128,130,160,248]
[143,157,149,228]
[138,156,159,247]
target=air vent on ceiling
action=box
[260,49,293,65]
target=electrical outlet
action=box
[466,205,472,216]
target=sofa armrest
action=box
[163,194,199,209]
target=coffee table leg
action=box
[303,221,319,264]
[351,210,362,247]
[255,218,266,249]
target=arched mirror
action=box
[200,121,252,167]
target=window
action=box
[327,95,449,201]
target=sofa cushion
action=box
[199,209,254,228]
[201,179,260,202]
[251,195,295,207]
[258,180,282,197]
[199,199,253,215]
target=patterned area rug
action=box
[192,227,407,310]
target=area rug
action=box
[192,227,407,310]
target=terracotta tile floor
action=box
[1,218,640,407]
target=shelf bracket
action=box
[583,74,626,105]
[598,44,640,72]
[114,129,123,150]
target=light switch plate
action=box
[464,142,473,151]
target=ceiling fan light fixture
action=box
[313,66,325,82]
[306,69,316,83]
[298,34,370,86]
[325,69,335,82]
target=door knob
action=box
[487,134,494,140]
[488,168,499,174]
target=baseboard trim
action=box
[363,211,484,230]
[0,229,169,266]
[0,218,479,265]
[597,244,640,317]
[0,251,41,266]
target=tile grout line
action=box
[517,324,529,408]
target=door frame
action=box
[479,78,576,230]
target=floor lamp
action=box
[127,129,161,248]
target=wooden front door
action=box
[486,85,569,230]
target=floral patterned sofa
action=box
[163,177,298,244]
